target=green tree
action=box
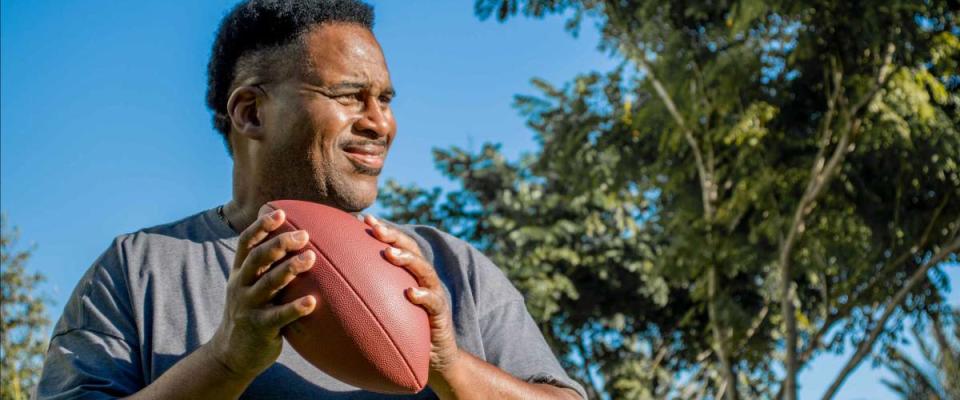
[881,311,960,400]
[1,215,49,400]
[380,1,960,399]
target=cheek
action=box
[311,100,353,134]
[262,98,310,148]
[304,103,355,158]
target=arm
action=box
[38,207,315,400]
[431,350,582,400]
[126,206,315,400]
[366,216,583,400]
[126,343,254,400]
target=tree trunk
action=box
[709,264,740,400]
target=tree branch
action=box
[810,57,843,178]
[849,43,897,116]
[777,43,896,400]
[734,305,770,358]
[630,45,738,400]
[707,264,740,400]
[634,54,715,219]
[820,235,960,400]
[791,191,950,374]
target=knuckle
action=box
[247,245,268,265]
[238,230,252,246]
[258,237,288,260]
[264,266,284,289]
[241,220,267,242]
[284,231,307,247]
[235,284,255,302]
[291,257,310,275]
[413,259,433,275]
[264,311,279,327]
[254,310,275,328]
[258,204,275,218]
[268,245,288,261]
[276,263,298,286]
[235,310,254,327]
[273,307,291,326]
[390,247,407,259]
[280,233,298,247]
[237,235,256,254]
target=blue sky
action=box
[1,1,955,398]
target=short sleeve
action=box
[37,238,144,399]
[479,299,587,399]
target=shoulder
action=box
[116,207,229,256]
[394,224,470,257]
[393,223,483,271]
[53,208,229,340]
[97,207,237,282]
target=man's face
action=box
[253,23,396,212]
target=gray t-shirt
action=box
[37,207,585,399]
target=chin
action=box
[333,196,375,212]
[330,182,379,212]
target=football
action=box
[264,199,430,394]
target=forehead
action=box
[297,23,389,86]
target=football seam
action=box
[284,217,422,391]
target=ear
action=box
[226,85,266,140]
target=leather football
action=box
[264,199,430,394]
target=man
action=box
[37,1,585,399]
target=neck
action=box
[223,154,263,233]
[222,200,258,234]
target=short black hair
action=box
[206,0,374,142]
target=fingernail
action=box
[293,230,308,242]
[409,288,426,297]
[270,210,283,221]
[389,247,403,257]
[369,215,380,225]
[298,250,314,262]
[300,296,315,307]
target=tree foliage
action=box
[1,215,49,400]
[381,1,960,398]
[881,311,960,400]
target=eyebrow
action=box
[327,81,396,97]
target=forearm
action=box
[430,350,581,400]
[125,343,255,400]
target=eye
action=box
[333,92,362,105]
[378,94,394,105]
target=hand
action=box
[362,215,580,400]
[207,205,318,379]
[364,215,461,377]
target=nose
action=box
[354,97,393,139]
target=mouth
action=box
[341,142,386,171]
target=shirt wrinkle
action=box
[50,326,133,346]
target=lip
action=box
[342,144,386,170]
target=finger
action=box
[249,250,316,303]
[383,247,441,289]
[258,295,316,332]
[365,215,423,258]
[240,230,309,285]
[235,206,286,269]
[405,287,447,317]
